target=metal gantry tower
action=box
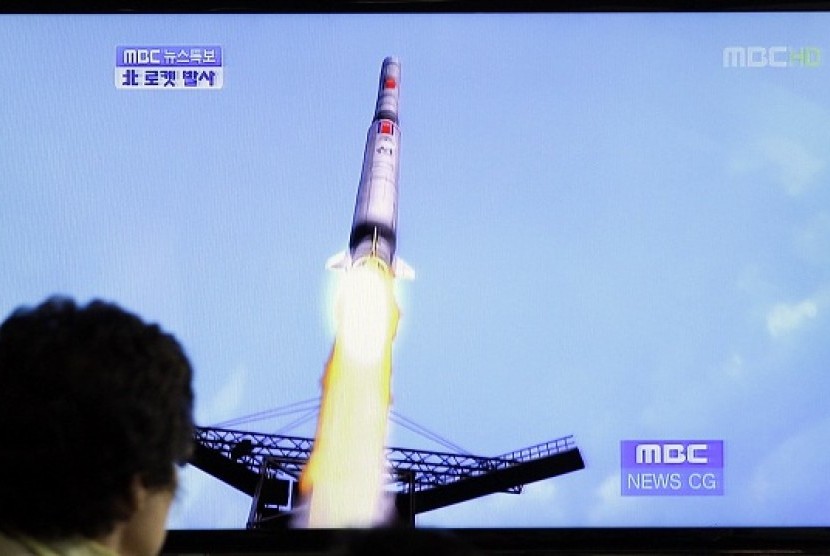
[191,426,585,528]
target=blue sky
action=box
[1,12,829,528]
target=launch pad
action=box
[191,425,585,528]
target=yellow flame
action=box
[299,257,399,527]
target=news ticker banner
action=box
[115,46,223,90]
[621,440,724,496]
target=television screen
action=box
[1,9,829,536]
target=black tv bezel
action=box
[5,0,830,13]
[4,4,830,553]
[161,527,830,554]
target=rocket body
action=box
[328,57,413,279]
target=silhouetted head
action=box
[0,296,194,550]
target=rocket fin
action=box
[326,251,351,271]
[392,257,415,280]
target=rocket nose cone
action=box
[375,57,400,123]
[381,57,401,80]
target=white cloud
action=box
[747,416,830,524]
[723,353,745,380]
[795,212,830,266]
[416,480,563,527]
[766,299,818,338]
[759,136,824,196]
[199,364,249,425]
[587,473,632,525]
[729,136,824,196]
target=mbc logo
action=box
[121,48,162,65]
[635,443,709,464]
[622,440,724,496]
[723,46,821,68]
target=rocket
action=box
[326,57,414,280]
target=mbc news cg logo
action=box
[620,440,724,496]
[723,46,821,68]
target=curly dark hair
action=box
[0,296,194,539]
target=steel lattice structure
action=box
[195,426,578,493]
